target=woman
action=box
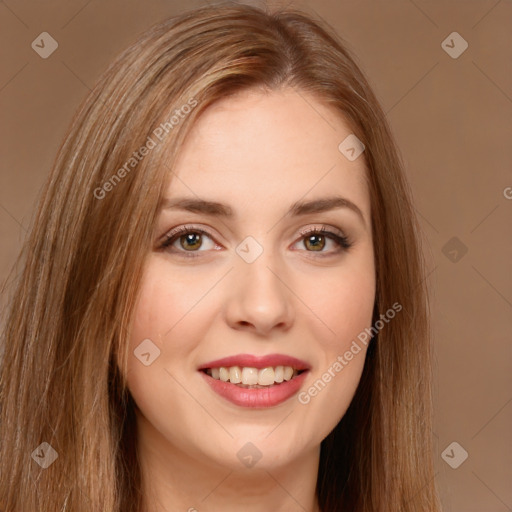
[0,3,441,511]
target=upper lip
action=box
[198,353,311,371]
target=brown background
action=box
[1,0,511,510]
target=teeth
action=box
[258,367,275,386]
[229,366,241,384]
[206,365,300,386]
[241,367,259,385]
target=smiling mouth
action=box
[201,366,306,388]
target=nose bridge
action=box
[236,234,286,300]
[225,234,294,332]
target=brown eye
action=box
[180,232,203,251]
[303,233,326,251]
[160,226,218,257]
[294,227,353,255]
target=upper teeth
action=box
[206,366,298,386]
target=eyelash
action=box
[159,224,353,259]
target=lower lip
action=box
[199,370,309,408]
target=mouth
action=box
[201,366,307,388]
[197,354,311,408]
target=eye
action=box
[159,225,220,258]
[158,224,353,259]
[293,226,352,255]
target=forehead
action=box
[165,88,370,220]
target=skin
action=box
[125,87,376,512]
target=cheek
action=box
[297,256,376,353]
[293,253,375,425]
[130,258,213,345]
[125,260,199,398]
[123,264,201,439]
[333,274,375,347]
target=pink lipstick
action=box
[198,353,310,408]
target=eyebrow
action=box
[160,195,366,224]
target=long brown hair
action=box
[0,3,441,511]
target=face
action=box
[125,87,375,473]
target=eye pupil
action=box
[181,233,202,250]
[305,234,325,251]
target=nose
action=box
[223,251,295,337]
